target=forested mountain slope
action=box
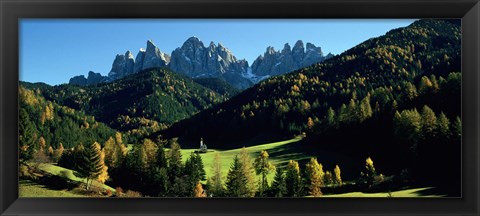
[159,20,461,190]
[22,68,234,143]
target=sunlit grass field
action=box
[19,163,116,197]
[178,136,304,184]
[19,179,86,197]
[322,187,445,198]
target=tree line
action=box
[54,133,352,197]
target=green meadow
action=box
[19,163,115,197]
[179,136,305,184]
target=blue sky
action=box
[20,19,416,85]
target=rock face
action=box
[86,71,107,85]
[69,75,87,86]
[108,51,135,80]
[69,71,107,86]
[133,49,146,74]
[251,40,332,77]
[141,40,170,71]
[169,37,252,89]
[69,40,170,86]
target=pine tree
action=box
[152,167,169,197]
[225,155,249,197]
[285,160,302,197]
[115,132,124,146]
[358,95,373,122]
[38,137,47,152]
[19,108,37,161]
[436,112,451,139]
[338,103,348,124]
[421,105,437,138]
[185,152,206,195]
[326,107,336,128]
[405,82,418,100]
[239,147,256,197]
[270,167,286,197]
[393,109,422,155]
[452,116,461,140]
[253,150,275,196]
[97,147,109,184]
[347,99,358,123]
[156,144,168,169]
[142,138,158,167]
[77,142,106,190]
[103,137,117,167]
[334,164,342,186]
[48,146,54,157]
[208,152,224,197]
[104,133,127,169]
[168,139,183,181]
[305,157,324,197]
[361,157,377,187]
[53,143,64,162]
[307,117,315,131]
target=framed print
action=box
[1,0,479,215]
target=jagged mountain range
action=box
[251,40,334,78]
[69,37,331,89]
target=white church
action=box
[199,137,208,153]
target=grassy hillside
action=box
[19,163,116,197]
[19,179,86,197]
[180,136,303,184]
[33,163,116,192]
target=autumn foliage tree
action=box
[208,152,225,197]
[334,165,342,186]
[360,157,377,187]
[194,181,207,197]
[305,157,324,197]
[239,147,256,197]
[253,150,275,196]
[285,160,302,197]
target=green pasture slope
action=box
[19,163,115,197]
[19,179,85,197]
[180,136,307,184]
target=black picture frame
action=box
[1,0,479,215]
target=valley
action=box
[19,19,461,198]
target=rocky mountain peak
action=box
[282,43,292,54]
[184,36,204,49]
[133,49,146,73]
[142,39,170,71]
[251,40,330,77]
[69,71,107,86]
[293,40,304,51]
[108,51,135,80]
[169,36,252,89]
[126,50,134,59]
[69,37,330,89]
[266,46,276,55]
